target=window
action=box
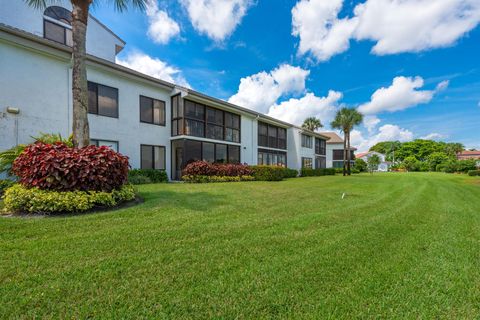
[257,149,287,167]
[315,156,326,169]
[315,138,326,155]
[88,81,118,118]
[333,149,345,160]
[228,145,240,163]
[141,145,165,170]
[43,6,72,46]
[184,140,202,166]
[301,134,313,148]
[171,97,241,142]
[140,95,165,125]
[258,122,287,150]
[215,144,227,163]
[202,142,215,163]
[90,139,118,152]
[302,157,313,169]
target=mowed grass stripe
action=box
[1,173,480,318]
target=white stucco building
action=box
[0,1,331,180]
[320,132,356,169]
[356,151,391,172]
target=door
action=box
[175,147,183,180]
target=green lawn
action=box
[1,173,480,318]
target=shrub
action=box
[300,168,336,177]
[354,158,367,172]
[2,184,135,214]
[128,169,168,183]
[0,179,15,196]
[183,161,253,177]
[282,168,298,178]
[182,175,255,183]
[249,166,285,181]
[128,175,152,185]
[12,142,129,192]
[456,159,477,173]
[468,170,480,176]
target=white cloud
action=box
[146,0,180,44]
[357,76,448,115]
[292,0,480,61]
[116,51,190,87]
[363,115,380,133]
[180,0,252,41]
[420,133,445,140]
[267,91,342,125]
[351,124,414,152]
[228,64,310,114]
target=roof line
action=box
[0,23,333,140]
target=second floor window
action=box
[315,138,326,155]
[301,134,313,148]
[258,122,287,150]
[43,6,73,46]
[140,96,165,125]
[88,81,119,118]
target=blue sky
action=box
[91,0,480,151]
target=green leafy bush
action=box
[0,179,15,196]
[128,169,168,183]
[468,170,480,176]
[249,166,285,181]
[282,168,298,178]
[300,168,336,177]
[2,184,136,214]
[354,158,367,172]
[128,175,152,185]
[182,175,255,183]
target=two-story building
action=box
[0,1,330,180]
[320,132,356,169]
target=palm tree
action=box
[302,117,323,132]
[25,0,147,147]
[330,108,363,176]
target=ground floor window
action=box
[90,139,118,152]
[315,156,326,169]
[181,139,241,167]
[257,149,287,167]
[141,145,165,170]
[302,157,313,169]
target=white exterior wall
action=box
[0,0,123,62]
[241,115,257,165]
[0,36,174,179]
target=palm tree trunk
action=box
[71,0,91,147]
[343,133,347,176]
[347,131,351,175]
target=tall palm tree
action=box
[330,108,363,176]
[302,117,323,132]
[25,0,147,147]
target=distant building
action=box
[356,151,391,172]
[457,150,480,160]
[320,132,356,169]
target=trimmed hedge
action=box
[283,168,299,178]
[182,175,255,183]
[183,161,253,177]
[468,170,480,176]
[128,169,168,184]
[300,168,336,177]
[249,165,285,181]
[2,184,136,214]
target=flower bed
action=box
[182,175,255,183]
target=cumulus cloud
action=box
[363,115,380,133]
[292,0,480,61]
[228,64,310,114]
[351,124,414,152]
[180,0,252,41]
[420,133,445,140]
[145,0,180,44]
[357,76,448,115]
[267,91,342,125]
[116,51,190,87]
